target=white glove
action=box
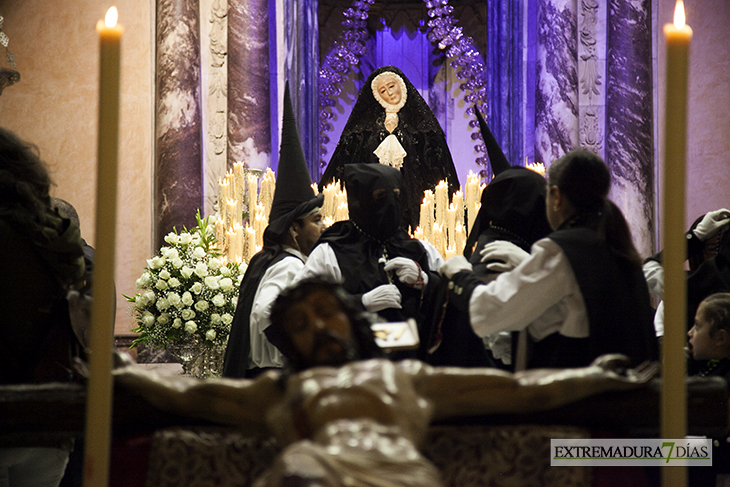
[384,257,428,288]
[479,241,530,272]
[439,255,472,279]
[693,208,730,241]
[487,332,512,365]
[362,284,402,312]
[642,260,664,299]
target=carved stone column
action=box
[577,0,606,160]
[280,0,319,179]
[487,0,523,169]
[606,0,654,256]
[535,0,579,165]
[200,0,228,216]
[228,0,270,172]
[155,0,204,250]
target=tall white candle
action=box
[84,7,122,487]
[661,2,691,487]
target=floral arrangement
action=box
[126,211,246,355]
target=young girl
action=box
[687,292,730,378]
[687,294,730,487]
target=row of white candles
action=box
[216,166,276,263]
[413,172,484,258]
[215,169,489,263]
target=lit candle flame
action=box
[673,0,686,29]
[105,7,118,28]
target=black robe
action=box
[317,223,444,362]
[427,167,552,369]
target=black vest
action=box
[529,227,658,368]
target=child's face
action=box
[688,304,720,361]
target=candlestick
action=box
[323,183,336,218]
[455,222,466,255]
[226,226,237,261]
[423,190,434,244]
[84,7,122,487]
[433,222,444,256]
[419,200,428,236]
[234,223,244,261]
[465,172,480,233]
[447,203,456,250]
[261,168,276,217]
[247,173,259,213]
[661,3,691,487]
[227,198,238,228]
[255,203,265,249]
[435,180,448,225]
[215,218,226,252]
[245,225,256,261]
[335,202,348,222]
[453,189,464,228]
[218,177,228,226]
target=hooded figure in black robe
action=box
[465,107,552,271]
[423,108,552,368]
[222,84,324,378]
[303,163,445,361]
[320,66,459,231]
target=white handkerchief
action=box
[373,134,407,170]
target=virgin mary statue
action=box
[320,66,460,231]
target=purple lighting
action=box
[318,0,489,169]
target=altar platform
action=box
[1,373,728,487]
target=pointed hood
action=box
[475,105,511,176]
[265,83,324,243]
[464,106,550,258]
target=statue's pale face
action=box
[375,74,402,106]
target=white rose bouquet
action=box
[126,211,246,354]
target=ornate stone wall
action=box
[200,0,229,216]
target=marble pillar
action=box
[535,0,579,165]
[283,0,319,179]
[155,0,204,250]
[487,0,523,169]
[228,0,270,172]
[606,0,654,257]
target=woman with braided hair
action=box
[0,127,86,487]
[442,148,659,369]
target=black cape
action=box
[221,245,294,378]
[320,163,444,361]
